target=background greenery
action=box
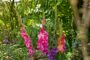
[0,0,89,60]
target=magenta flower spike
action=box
[20,27,34,56]
[37,25,49,55]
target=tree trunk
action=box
[78,26,89,60]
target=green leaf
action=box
[0,19,4,26]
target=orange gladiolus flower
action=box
[57,32,66,53]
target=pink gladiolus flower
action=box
[57,32,66,53]
[20,27,34,56]
[37,27,49,55]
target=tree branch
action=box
[82,0,89,27]
[14,7,24,27]
[70,0,81,27]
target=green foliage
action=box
[0,44,28,60]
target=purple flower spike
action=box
[3,39,9,43]
[48,48,58,60]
